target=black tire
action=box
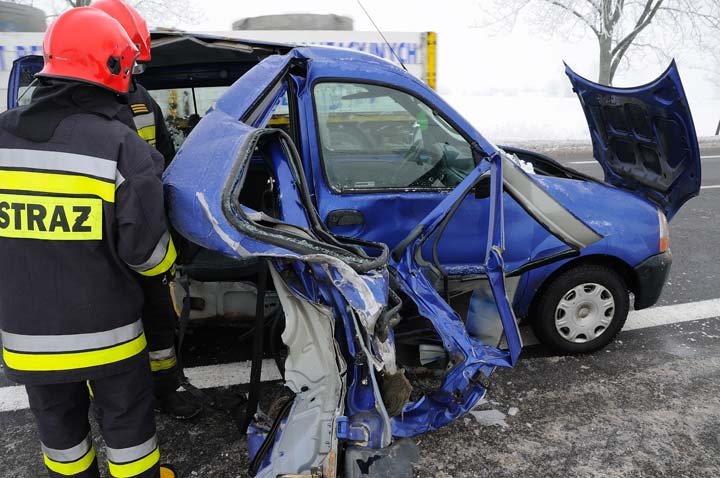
[531,264,630,354]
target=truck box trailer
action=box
[0,30,437,110]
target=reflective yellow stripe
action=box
[0,170,115,203]
[44,447,96,476]
[137,125,157,146]
[137,238,176,277]
[150,356,177,372]
[3,333,146,372]
[0,193,103,241]
[108,447,160,478]
[87,381,94,399]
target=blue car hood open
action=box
[566,62,701,220]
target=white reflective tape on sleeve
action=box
[126,231,172,273]
[133,112,155,131]
[0,149,117,181]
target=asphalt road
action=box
[1,142,719,477]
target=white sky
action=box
[172,0,716,94]
[170,0,720,138]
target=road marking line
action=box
[624,298,720,331]
[521,298,720,346]
[701,185,720,190]
[183,359,281,390]
[569,155,718,165]
[2,299,720,413]
[0,385,31,413]
[0,359,281,414]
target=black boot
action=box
[155,390,202,420]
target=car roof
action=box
[149,30,399,71]
[148,31,293,68]
[142,31,403,90]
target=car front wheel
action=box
[532,264,630,354]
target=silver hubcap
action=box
[554,283,615,343]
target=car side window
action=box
[314,82,475,191]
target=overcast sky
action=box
[166,0,715,96]
[23,0,720,137]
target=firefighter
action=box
[91,0,175,168]
[90,0,200,419]
[0,8,176,478]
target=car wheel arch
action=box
[526,254,638,322]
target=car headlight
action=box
[658,209,669,253]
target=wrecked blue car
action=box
[9,34,700,356]
[161,49,606,475]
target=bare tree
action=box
[485,0,720,85]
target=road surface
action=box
[1,141,718,477]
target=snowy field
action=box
[443,93,720,143]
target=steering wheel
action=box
[408,142,459,188]
[389,136,426,186]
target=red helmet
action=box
[38,7,138,94]
[92,0,151,63]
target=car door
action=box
[7,54,43,109]
[305,80,534,272]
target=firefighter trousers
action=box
[25,360,160,478]
[140,275,181,397]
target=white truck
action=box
[0,30,437,110]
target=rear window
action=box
[148,87,227,149]
[148,87,290,149]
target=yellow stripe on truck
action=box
[425,31,437,90]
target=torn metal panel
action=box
[388,153,522,437]
[253,266,345,477]
[170,117,393,474]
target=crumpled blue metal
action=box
[388,153,523,437]
[164,48,523,474]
